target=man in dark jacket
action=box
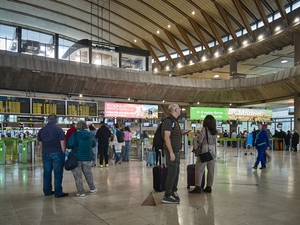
[38,114,68,198]
[95,121,112,167]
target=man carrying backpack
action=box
[161,104,189,204]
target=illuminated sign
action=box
[190,107,272,121]
[104,103,158,118]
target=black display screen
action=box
[0,96,30,114]
[32,98,66,115]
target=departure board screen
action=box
[0,96,30,114]
[67,101,97,116]
[32,98,66,115]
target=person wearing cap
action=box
[252,122,271,169]
[95,121,112,167]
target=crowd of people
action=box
[37,114,133,198]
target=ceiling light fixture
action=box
[202,56,206,61]
[258,35,263,40]
[134,39,137,42]
[189,60,194,65]
[128,98,131,101]
[229,103,232,106]
[157,30,160,34]
[197,102,200,104]
[79,94,82,97]
[177,63,182,68]
[275,26,280,32]
[228,47,233,52]
[281,60,288,63]
[192,11,195,15]
[168,24,171,28]
[243,40,248,45]
[214,74,219,78]
[166,66,169,70]
[214,52,219,57]
[295,17,299,23]
[154,68,158,72]
[162,100,165,103]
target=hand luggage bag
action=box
[153,153,168,192]
[146,151,156,166]
[187,155,205,189]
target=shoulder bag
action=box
[65,132,78,171]
[199,128,214,163]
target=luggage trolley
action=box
[244,133,255,155]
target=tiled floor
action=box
[1,147,300,225]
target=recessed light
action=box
[134,39,137,42]
[202,56,206,61]
[182,108,186,111]
[166,66,169,70]
[275,26,280,32]
[162,100,165,103]
[168,24,171,28]
[189,60,194,65]
[192,11,195,15]
[214,74,219,78]
[295,17,299,23]
[281,60,288,63]
[79,94,82,97]
[197,102,200,104]
[128,98,131,101]
[157,30,160,34]
[228,47,233,52]
[154,68,158,72]
[258,35,263,40]
[243,40,248,45]
[229,103,232,106]
[177,63,181,68]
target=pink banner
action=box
[105,102,144,118]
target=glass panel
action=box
[158,56,166,61]
[274,12,281,20]
[195,46,202,52]
[170,53,177,59]
[0,24,17,52]
[251,23,257,30]
[236,30,242,37]
[222,36,228,42]
[58,38,75,60]
[268,16,273,23]
[208,41,214,47]
[92,50,118,67]
[183,50,189,56]
[122,53,146,71]
[292,1,300,10]
[243,28,248,34]
[21,28,54,57]
[285,6,291,13]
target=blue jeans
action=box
[115,152,121,163]
[122,141,131,161]
[254,146,266,168]
[42,152,65,196]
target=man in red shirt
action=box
[66,123,76,144]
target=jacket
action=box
[252,129,270,148]
[67,130,96,161]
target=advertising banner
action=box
[190,107,272,121]
[105,102,158,118]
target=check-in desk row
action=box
[0,138,36,164]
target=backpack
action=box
[153,117,175,150]
[116,129,124,143]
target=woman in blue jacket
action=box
[67,120,97,197]
[252,122,271,170]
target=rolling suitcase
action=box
[146,151,156,166]
[153,154,168,192]
[187,155,205,189]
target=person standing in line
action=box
[89,124,97,166]
[292,130,299,152]
[37,114,68,198]
[113,123,123,164]
[189,115,218,194]
[262,124,272,162]
[66,123,76,143]
[67,121,97,197]
[162,104,189,204]
[122,126,132,162]
[252,122,271,170]
[95,121,112,168]
[285,130,292,151]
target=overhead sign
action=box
[190,107,272,121]
[104,102,158,118]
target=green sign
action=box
[190,107,228,120]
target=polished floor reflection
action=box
[0,148,300,225]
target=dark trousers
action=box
[164,150,180,197]
[98,145,109,165]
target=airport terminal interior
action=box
[1,0,300,224]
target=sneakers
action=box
[171,191,180,202]
[99,164,104,168]
[105,164,109,167]
[90,189,97,193]
[252,166,257,169]
[202,186,212,193]
[162,195,179,204]
[76,193,85,197]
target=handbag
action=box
[199,128,214,163]
[65,132,78,171]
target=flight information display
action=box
[0,96,30,114]
[32,98,66,115]
[67,101,97,116]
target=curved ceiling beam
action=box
[164,30,186,63]
[152,35,174,65]
[213,1,241,47]
[141,39,163,69]
[162,0,215,40]
[232,0,254,40]
[188,17,212,56]
[254,0,271,33]
[274,0,289,25]
[111,0,186,50]
[176,24,199,60]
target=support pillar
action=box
[294,32,300,66]
[294,93,300,132]
[230,57,237,77]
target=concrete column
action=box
[294,32,300,66]
[230,57,237,77]
[294,93,300,132]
